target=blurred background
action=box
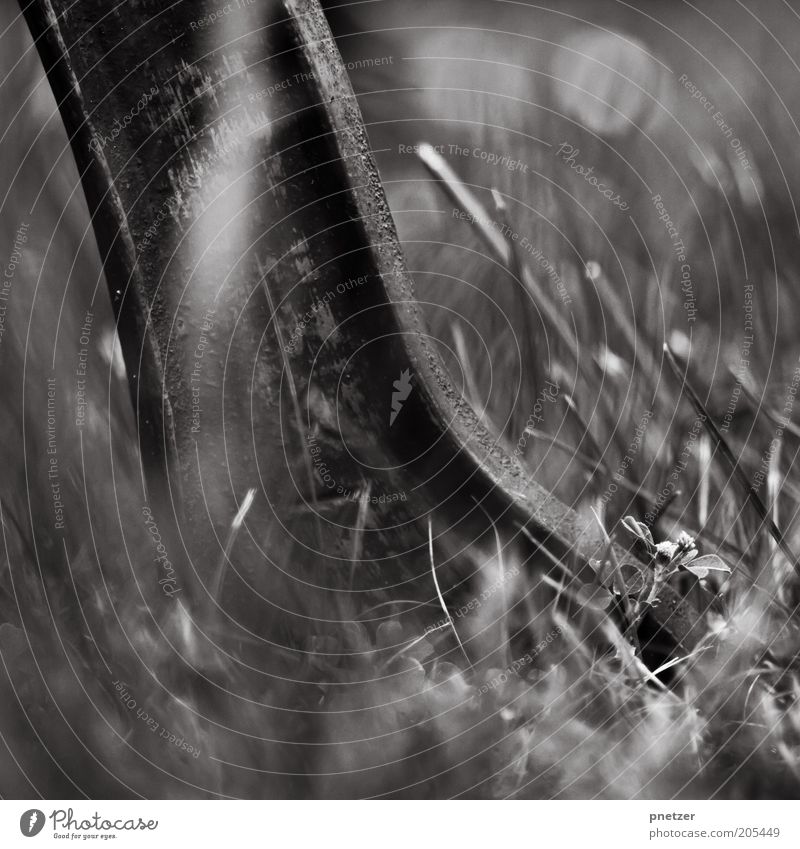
[2,0,800,798]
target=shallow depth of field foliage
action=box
[2,0,800,798]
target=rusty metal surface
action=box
[21,0,699,650]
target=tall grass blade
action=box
[665,344,798,572]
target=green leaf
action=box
[682,554,731,580]
[683,563,710,579]
[617,563,647,596]
[621,515,654,546]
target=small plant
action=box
[620,516,731,606]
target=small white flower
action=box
[676,531,696,552]
[655,541,678,560]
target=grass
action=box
[2,0,800,799]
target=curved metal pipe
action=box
[20,0,699,650]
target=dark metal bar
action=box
[19,0,699,650]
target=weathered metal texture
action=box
[21,0,700,650]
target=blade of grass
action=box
[428,517,472,670]
[211,487,256,602]
[590,506,642,657]
[417,142,576,354]
[523,427,747,564]
[585,261,663,392]
[492,188,547,414]
[472,496,510,665]
[736,368,800,440]
[665,343,798,572]
[651,645,710,678]
[451,322,486,420]
[697,433,712,527]
[563,393,604,483]
[349,481,372,590]
[258,256,324,550]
